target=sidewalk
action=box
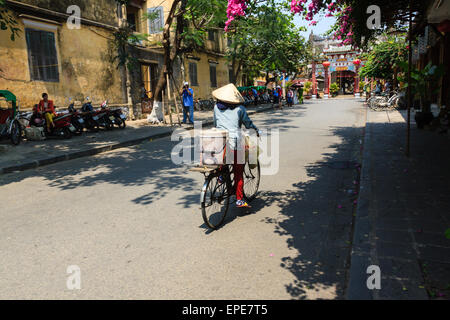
[347,107,450,299]
[0,104,273,175]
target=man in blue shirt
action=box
[180,81,194,124]
[252,87,258,106]
[272,86,279,108]
[375,80,382,95]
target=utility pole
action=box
[406,0,412,157]
[166,73,173,126]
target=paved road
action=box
[0,99,365,299]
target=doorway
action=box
[333,71,356,95]
[141,63,161,101]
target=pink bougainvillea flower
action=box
[227,0,354,46]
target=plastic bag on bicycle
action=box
[199,129,262,166]
[244,134,262,169]
[200,128,228,165]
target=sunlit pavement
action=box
[0,99,365,299]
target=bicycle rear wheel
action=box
[243,160,260,202]
[201,173,231,230]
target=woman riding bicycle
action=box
[212,84,261,208]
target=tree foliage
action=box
[226,0,310,84]
[0,0,20,41]
[359,34,408,79]
[227,0,429,49]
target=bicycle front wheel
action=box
[243,161,260,202]
[201,173,230,230]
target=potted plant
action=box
[303,81,312,99]
[330,83,339,97]
[399,61,445,129]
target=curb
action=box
[346,106,374,300]
[0,106,273,175]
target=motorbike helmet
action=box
[82,102,93,112]
[68,103,76,113]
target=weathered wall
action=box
[0,17,124,109]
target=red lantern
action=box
[437,20,450,33]
[353,59,361,66]
[323,61,331,68]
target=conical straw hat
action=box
[212,83,244,105]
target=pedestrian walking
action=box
[252,87,258,106]
[384,80,391,95]
[293,88,299,105]
[287,88,294,107]
[375,80,382,95]
[272,87,279,108]
[277,86,283,110]
[180,81,194,124]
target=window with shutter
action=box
[189,62,198,86]
[148,6,164,34]
[208,30,215,41]
[210,64,217,88]
[25,28,59,82]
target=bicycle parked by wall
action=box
[367,90,401,111]
[195,99,215,111]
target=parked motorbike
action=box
[80,100,101,132]
[30,106,76,139]
[112,108,127,129]
[67,103,86,135]
[101,101,126,129]
[87,101,113,130]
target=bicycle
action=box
[191,153,261,230]
[367,91,400,111]
[195,99,215,111]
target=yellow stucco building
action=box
[0,0,126,110]
[0,0,242,118]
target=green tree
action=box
[359,34,408,81]
[0,0,20,40]
[227,1,309,85]
[227,0,428,49]
[145,0,227,102]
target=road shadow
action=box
[0,135,201,209]
[250,125,364,299]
